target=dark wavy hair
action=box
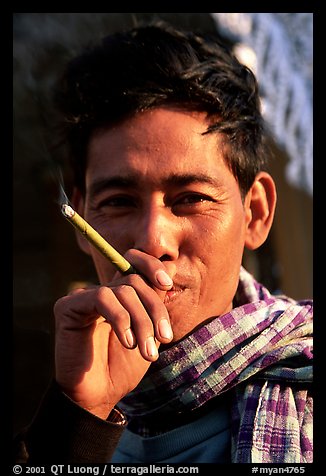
[54,21,269,198]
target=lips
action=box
[163,285,186,305]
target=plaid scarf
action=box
[120,267,313,463]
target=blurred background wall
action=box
[13,13,313,434]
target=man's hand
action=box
[54,250,175,419]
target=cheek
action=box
[193,216,246,299]
[86,212,134,255]
[192,211,246,264]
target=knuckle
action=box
[95,285,112,305]
[124,273,143,287]
[94,286,131,325]
[114,309,131,325]
[53,295,68,316]
[114,283,137,298]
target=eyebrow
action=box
[87,172,221,196]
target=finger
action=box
[54,288,100,328]
[112,281,172,360]
[56,285,160,362]
[121,274,173,341]
[54,286,131,343]
[113,285,158,360]
[123,249,176,290]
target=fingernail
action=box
[156,270,173,287]
[158,318,173,340]
[125,328,136,348]
[145,337,158,358]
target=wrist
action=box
[81,403,114,420]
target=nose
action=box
[133,204,180,262]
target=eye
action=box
[171,193,217,215]
[177,194,206,205]
[174,193,215,206]
[97,195,137,208]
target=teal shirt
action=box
[111,405,231,463]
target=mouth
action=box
[163,285,186,305]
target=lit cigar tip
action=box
[61,203,75,218]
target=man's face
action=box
[82,108,251,342]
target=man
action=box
[15,21,312,464]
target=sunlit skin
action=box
[54,107,276,418]
[83,108,251,340]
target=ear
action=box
[244,172,277,250]
[70,187,92,256]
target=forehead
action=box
[86,108,228,184]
